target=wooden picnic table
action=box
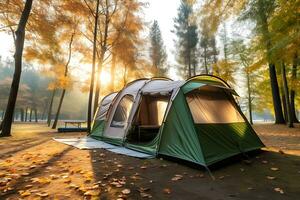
[64,120,86,128]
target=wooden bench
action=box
[64,120,86,128]
[57,120,87,132]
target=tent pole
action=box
[204,166,215,180]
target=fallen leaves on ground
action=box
[31,177,51,184]
[122,188,131,195]
[266,176,276,180]
[163,188,171,194]
[270,167,279,171]
[171,174,183,181]
[19,190,31,197]
[274,187,284,194]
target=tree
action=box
[281,63,293,127]
[173,0,198,78]
[230,39,257,124]
[213,24,237,86]
[149,20,167,76]
[0,0,33,137]
[241,0,285,124]
[52,29,76,129]
[87,0,100,134]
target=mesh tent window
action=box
[186,86,244,124]
[111,95,134,128]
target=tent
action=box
[90,75,264,166]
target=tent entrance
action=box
[126,94,170,144]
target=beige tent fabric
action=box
[186,86,244,123]
[135,95,169,126]
[104,79,148,139]
[96,93,118,120]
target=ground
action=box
[0,123,300,200]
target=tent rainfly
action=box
[90,75,264,166]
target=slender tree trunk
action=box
[93,59,103,115]
[204,47,208,74]
[29,108,32,122]
[52,89,66,129]
[188,51,192,78]
[93,2,109,116]
[1,110,4,120]
[20,108,24,122]
[246,71,253,124]
[281,63,293,128]
[47,89,56,126]
[279,67,288,121]
[193,58,196,76]
[87,0,100,134]
[0,0,33,136]
[25,107,28,122]
[123,64,127,86]
[52,31,74,129]
[111,53,116,91]
[290,54,299,123]
[212,37,219,75]
[34,108,37,122]
[282,91,288,121]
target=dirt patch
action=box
[0,123,300,199]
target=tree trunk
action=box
[20,108,24,122]
[123,64,128,86]
[87,0,100,134]
[257,0,285,124]
[47,89,56,126]
[52,31,74,129]
[25,107,28,122]
[1,110,4,120]
[34,108,37,122]
[269,63,285,124]
[0,0,33,137]
[93,2,109,116]
[93,59,103,115]
[290,54,299,123]
[111,53,116,92]
[281,63,293,128]
[282,91,288,121]
[246,71,253,124]
[29,108,32,122]
[52,89,66,129]
[188,51,192,78]
[204,47,208,74]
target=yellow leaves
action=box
[19,190,31,197]
[31,177,51,184]
[83,190,100,196]
[213,59,237,86]
[36,192,49,197]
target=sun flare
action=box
[99,70,111,86]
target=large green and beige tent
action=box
[90,75,264,166]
